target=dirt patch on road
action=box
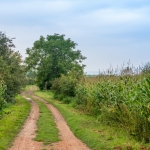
[9,94,42,150]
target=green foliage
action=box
[53,94,64,101]
[62,97,74,104]
[35,90,146,150]
[0,78,7,111]
[26,70,37,85]
[33,98,60,144]
[51,69,83,102]
[0,95,30,150]
[25,34,86,90]
[75,74,150,143]
[0,32,26,102]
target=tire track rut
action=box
[33,95,90,150]
[9,94,42,150]
[9,89,90,150]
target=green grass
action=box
[34,90,150,150]
[24,85,31,90]
[0,95,30,150]
[30,97,60,144]
[25,85,38,90]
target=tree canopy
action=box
[25,34,86,90]
[0,32,26,102]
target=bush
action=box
[62,97,74,104]
[57,94,64,101]
[52,74,77,97]
[51,69,83,101]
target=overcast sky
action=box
[1,0,150,74]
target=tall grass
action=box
[75,67,150,143]
[51,63,150,143]
[0,95,30,149]
[35,90,144,150]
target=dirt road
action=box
[9,94,42,150]
[9,90,90,150]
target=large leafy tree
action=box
[0,32,26,102]
[25,34,86,90]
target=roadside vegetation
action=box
[0,95,30,150]
[0,32,26,111]
[1,31,150,149]
[50,63,150,145]
[25,33,150,148]
[0,32,30,149]
[35,90,149,150]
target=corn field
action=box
[75,72,150,143]
[51,64,150,143]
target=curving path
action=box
[9,89,90,150]
[9,93,42,150]
[33,95,90,150]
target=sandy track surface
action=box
[9,88,90,150]
[9,94,42,150]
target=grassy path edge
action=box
[0,95,30,150]
[34,91,148,150]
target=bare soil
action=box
[9,93,42,150]
[9,89,90,150]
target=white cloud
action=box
[0,1,72,15]
[76,7,150,27]
[1,0,150,72]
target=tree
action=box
[0,32,26,102]
[25,34,86,90]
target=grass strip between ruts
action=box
[34,90,150,150]
[30,96,60,144]
[0,95,30,150]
